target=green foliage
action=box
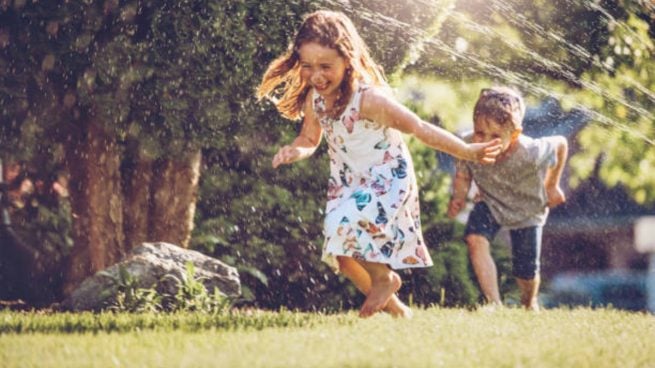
[403,240,479,307]
[405,0,655,203]
[0,182,73,302]
[109,266,162,314]
[109,262,232,314]
[165,262,232,314]
[9,195,73,268]
[342,0,456,80]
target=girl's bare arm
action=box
[360,88,501,164]
[272,96,323,168]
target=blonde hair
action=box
[257,10,386,120]
[473,86,526,131]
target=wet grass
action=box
[1,307,653,367]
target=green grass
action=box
[1,307,653,367]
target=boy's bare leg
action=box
[516,275,540,311]
[337,256,411,318]
[465,234,502,305]
[357,260,401,318]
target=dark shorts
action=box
[464,201,542,279]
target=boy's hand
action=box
[272,145,301,168]
[546,185,566,208]
[447,197,466,219]
[468,139,502,164]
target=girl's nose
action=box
[311,71,324,83]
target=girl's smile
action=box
[298,42,348,101]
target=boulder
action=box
[62,242,240,311]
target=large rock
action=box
[62,242,240,311]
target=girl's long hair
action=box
[257,10,386,120]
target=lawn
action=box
[1,307,653,367]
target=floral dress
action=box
[316,83,433,271]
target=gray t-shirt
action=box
[457,134,559,229]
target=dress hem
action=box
[321,251,433,273]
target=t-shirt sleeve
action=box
[534,136,559,168]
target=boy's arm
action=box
[447,165,473,219]
[544,136,568,208]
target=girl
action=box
[257,10,501,318]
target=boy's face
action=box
[472,118,517,153]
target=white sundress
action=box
[316,83,433,271]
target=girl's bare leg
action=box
[337,256,411,318]
[357,260,402,318]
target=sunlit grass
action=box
[1,307,653,367]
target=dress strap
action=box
[311,88,327,117]
[350,82,368,113]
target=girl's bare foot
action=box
[359,271,401,318]
[383,295,413,319]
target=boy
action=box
[447,87,568,310]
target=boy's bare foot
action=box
[477,302,503,313]
[359,271,401,318]
[525,299,540,312]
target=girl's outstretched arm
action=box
[272,95,323,168]
[360,88,501,164]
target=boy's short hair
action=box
[473,86,525,130]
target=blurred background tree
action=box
[1,0,239,299]
[1,0,475,309]
[402,0,655,201]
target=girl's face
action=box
[298,41,348,100]
[472,117,517,153]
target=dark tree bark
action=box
[149,150,202,249]
[123,148,201,250]
[123,149,154,252]
[63,118,125,296]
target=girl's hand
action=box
[468,139,502,164]
[447,197,466,219]
[272,145,302,168]
[546,185,566,208]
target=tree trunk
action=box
[63,119,125,296]
[63,125,200,296]
[123,149,153,252]
[148,150,202,248]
